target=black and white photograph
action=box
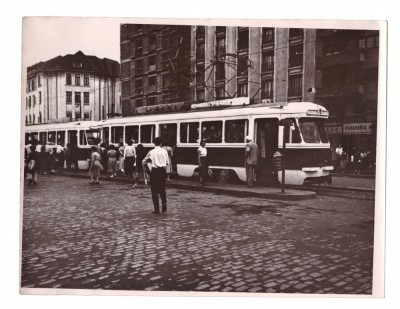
[19,16,385,297]
[3,1,400,308]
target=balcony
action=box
[316,83,365,98]
[317,50,365,68]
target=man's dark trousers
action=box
[150,167,167,213]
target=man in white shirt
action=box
[142,137,169,214]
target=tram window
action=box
[86,130,101,145]
[48,131,56,145]
[25,133,30,144]
[31,132,39,142]
[57,131,65,146]
[283,119,301,143]
[111,126,124,144]
[126,125,139,143]
[180,122,199,143]
[79,130,87,145]
[140,124,155,143]
[39,132,47,144]
[102,127,109,143]
[160,123,177,147]
[68,130,78,146]
[299,119,328,143]
[225,119,248,143]
[202,121,222,143]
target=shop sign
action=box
[325,125,343,135]
[343,122,373,135]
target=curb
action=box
[53,172,316,201]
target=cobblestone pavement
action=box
[21,175,374,294]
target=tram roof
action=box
[25,121,100,132]
[97,102,328,126]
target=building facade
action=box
[120,24,317,115]
[25,51,121,125]
[120,24,379,161]
[315,29,379,163]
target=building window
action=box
[148,55,156,72]
[196,88,205,102]
[84,113,90,120]
[26,98,28,109]
[216,86,225,100]
[32,114,36,124]
[136,79,143,94]
[262,51,274,72]
[148,76,156,87]
[75,74,81,86]
[33,96,36,107]
[28,97,31,108]
[66,91,72,104]
[135,98,143,108]
[84,92,89,104]
[196,63,204,84]
[289,28,304,38]
[28,81,31,92]
[73,62,82,68]
[66,73,72,85]
[136,59,143,74]
[84,74,89,86]
[29,115,31,124]
[66,111,72,119]
[136,39,143,56]
[32,80,36,90]
[121,42,130,60]
[148,96,157,106]
[238,83,248,97]
[196,42,205,60]
[289,44,303,68]
[149,34,156,51]
[39,92,42,104]
[216,37,226,81]
[38,75,42,87]
[262,79,274,99]
[238,28,249,51]
[237,55,249,76]
[75,92,81,104]
[39,112,42,124]
[288,75,302,97]
[262,28,275,44]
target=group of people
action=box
[24,139,79,185]
[335,144,373,174]
[87,139,174,188]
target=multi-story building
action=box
[25,51,121,125]
[120,24,379,160]
[120,24,317,115]
[315,29,379,160]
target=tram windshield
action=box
[85,129,101,145]
[299,118,329,143]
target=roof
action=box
[27,51,120,78]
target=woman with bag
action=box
[197,140,208,186]
[88,146,101,184]
[26,145,39,185]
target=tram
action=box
[94,101,333,185]
[24,121,101,170]
[24,101,333,185]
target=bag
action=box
[28,160,35,170]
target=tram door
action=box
[255,118,279,180]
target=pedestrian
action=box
[124,139,137,181]
[197,140,208,186]
[163,144,174,182]
[244,135,259,187]
[142,137,169,214]
[88,146,101,184]
[70,143,79,171]
[26,145,39,185]
[136,143,149,186]
[107,144,118,178]
[340,151,349,174]
[65,143,72,170]
[55,142,64,171]
[118,141,125,175]
[335,144,343,172]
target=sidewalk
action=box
[53,170,316,201]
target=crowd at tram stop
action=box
[23,134,262,188]
[333,144,375,175]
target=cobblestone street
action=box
[21,175,374,294]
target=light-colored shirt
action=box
[124,145,136,158]
[197,146,207,157]
[56,145,64,153]
[245,141,259,165]
[143,146,169,168]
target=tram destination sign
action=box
[343,122,373,135]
